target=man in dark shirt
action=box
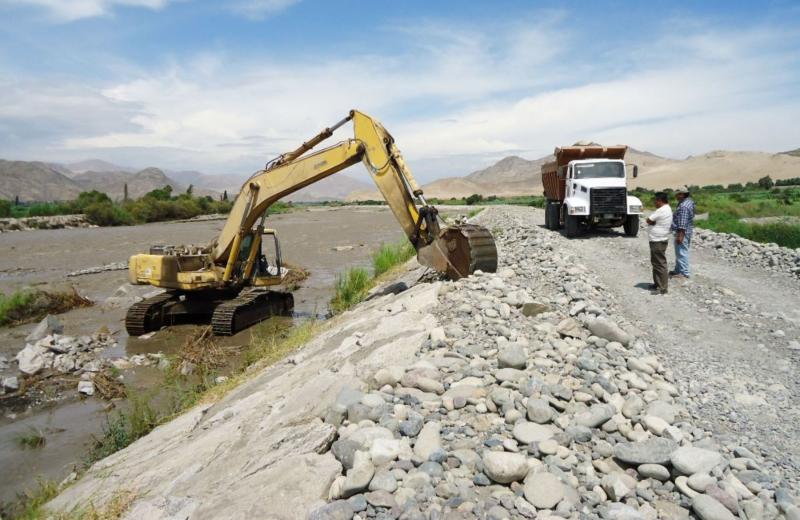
[670,186,696,278]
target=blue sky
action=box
[1,0,799,182]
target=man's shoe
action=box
[673,274,689,280]
[650,289,667,295]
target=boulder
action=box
[26,315,63,342]
[16,344,45,375]
[587,318,631,346]
[481,452,529,484]
[523,472,564,509]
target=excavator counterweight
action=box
[126,110,497,336]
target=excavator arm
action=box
[126,109,497,336]
[213,110,497,280]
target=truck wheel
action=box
[565,214,580,238]
[624,215,639,237]
[546,203,560,230]
[544,203,551,229]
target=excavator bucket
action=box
[418,224,498,280]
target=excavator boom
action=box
[211,110,496,279]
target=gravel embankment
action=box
[315,206,799,519]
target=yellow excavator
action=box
[126,110,497,336]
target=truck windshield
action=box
[574,162,624,179]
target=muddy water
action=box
[0,205,463,503]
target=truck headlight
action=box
[569,206,587,214]
[629,205,643,213]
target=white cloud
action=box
[228,0,300,20]
[1,17,798,182]
[2,0,172,21]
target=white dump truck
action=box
[542,144,643,238]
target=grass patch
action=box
[467,208,484,219]
[16,428,46,449]
[697,212,800,249]
[0,288,92,327]
[88,392,159,462]
[330,267,371,314]
[0,479,58,520]
[242,319,319,369]
[372,241,415,277]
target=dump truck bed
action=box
[541,145,628,201]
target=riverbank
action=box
[41,206,800,519]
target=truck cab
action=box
[542,145,643,238]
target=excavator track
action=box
[125,292,178,336]
[439,224,498,280]
[211,290,294,336]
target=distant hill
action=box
[630,150,800,190]
[0,160,84,201]
[66,159,133,175]
[348,145,800,200]
[286,175,373,202]
[73,167,186,200]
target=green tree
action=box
[144,185,173,201]
[465,193,483,206]
[758,175,774,190]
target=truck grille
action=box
[590,187,627,214]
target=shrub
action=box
[465,193,483,205]
[85,202,135,226]
[758,175,774,190]
[0,199,11,217]
[697,212,800,249]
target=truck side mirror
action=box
[632,165,639,178]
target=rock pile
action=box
[1,315,160,398]
[313,210,799,520]
[694,228,800,278]
[0,214,90,233]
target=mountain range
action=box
[2,145,799,203]
[347,147,800,201]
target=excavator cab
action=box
[251,229,285,287]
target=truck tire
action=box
[544,203,551,229]
[546,202,560,230]
[565,214,580,238]
[624,215,639,237]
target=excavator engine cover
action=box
[421,224,498,280]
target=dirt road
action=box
[512,206,800,486]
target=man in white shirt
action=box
[646,192,672,295]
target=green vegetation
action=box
[0,480,134,520]
[0,288,92,327]
[698,213,800,249]
[330,267,371,314]
[242,319,319,369]
[16,428,46,449]
[372,241,415,277]
[0,479,58,520]
[427,194,546,208]
[86,319,322,468]
[2,187,237,227]
[89,392,158,462]
[467,208,484,219]
[330,239,418,314]
[632,179,800,248]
